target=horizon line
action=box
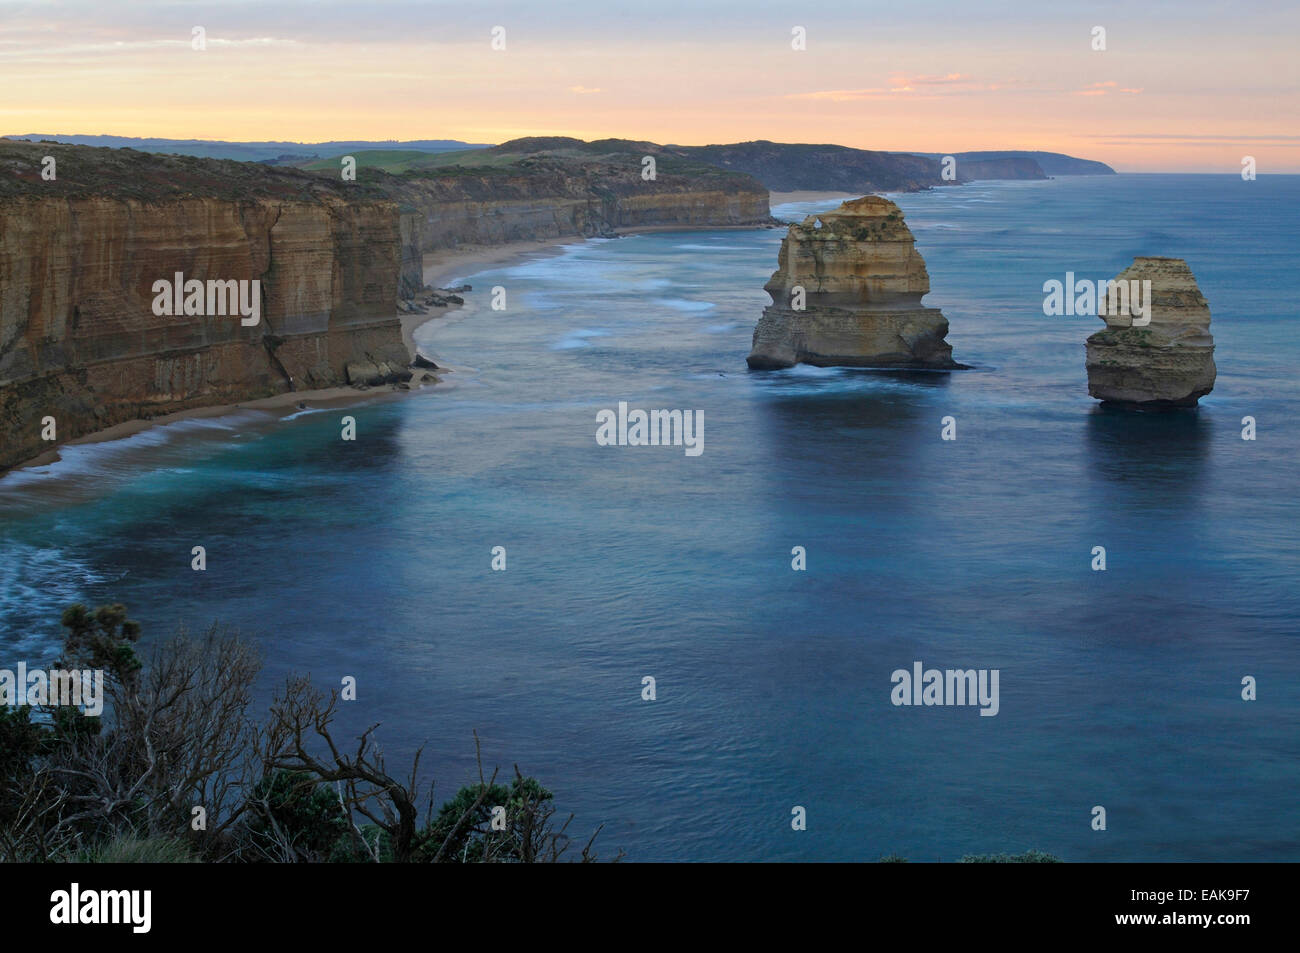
[13,132,1293,175]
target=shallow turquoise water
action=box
[2,174,1297,860]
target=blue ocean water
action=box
[2,174,1297,861]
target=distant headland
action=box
[8,133,1115,190]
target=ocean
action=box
[2,173,1297,861]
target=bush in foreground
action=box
[0,604,618,863]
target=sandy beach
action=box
[10,381,439,473]
[423,238,580,289]
[420,220,780,289]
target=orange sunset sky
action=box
[4,0,1298,172]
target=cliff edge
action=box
[0,140,412,471]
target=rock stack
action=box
[1085,257,1216,407]
[747,196,959,370]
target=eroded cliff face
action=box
[747,196,958,369]
[1085,256,1216,407]
[387,160,771,295]
[0,142,410,470]
[1,140,771,470]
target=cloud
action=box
[785,88,891,101]
[787,73,988,101]
[1084,133,1300,146]
[1074,81,1141,97]
[0,36,298,62]
[890,72,972,87]
[569,86,602,95]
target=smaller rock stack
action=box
[1085,257,1216,407]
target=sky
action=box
[2,0,1297,172]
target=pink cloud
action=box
[1073,81,1139,97]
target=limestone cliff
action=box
[1085,257,1216,407]
[0,139,771,470]
[747,196,958,369]
[0,141,412,470]
[379,146,771,296]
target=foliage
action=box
[241,770,351,863]
[0,603,615,863]
[958,850,1062,863]
[420,771,577,863]
[58,602,142,686]
[78,836,198,864]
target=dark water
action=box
[2,174,1297,861]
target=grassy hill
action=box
[5,135,487,163]
[915,150,1116,175]
[294,137,767,185]
[665,140,946,192]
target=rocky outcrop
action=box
[747,196,959,370]
[1085,257,1216,407]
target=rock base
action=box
[748,305,958,369]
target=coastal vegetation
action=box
[880,851,1063,862]
[0,604,618,863]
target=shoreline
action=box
[9,381,443,474]
[9,219,770,478]
[423,238,580,289]
[420,219,779,288]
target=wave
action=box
[0,411,268,504]
[280,406,329,422]
[654,298,716,313]
[0,542,123,655]
[552,327,613,350]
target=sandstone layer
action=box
[0,144,411,471]
[747,196,958,369]
[385,151,771,297]
[1085,256,1216,407]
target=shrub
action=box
[958,850,1062,863]
[241,770,351,863]
[3,604,616,863]
[79,836,198,864]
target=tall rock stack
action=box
[747,196,959,370]
[1085,257,1216,407]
